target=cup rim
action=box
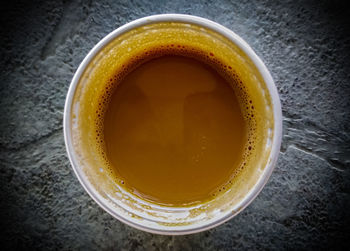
[63,14,282,235]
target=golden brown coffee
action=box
[93,46,257,206]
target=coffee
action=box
[94,46,256,206]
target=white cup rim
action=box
[64,14,282,235]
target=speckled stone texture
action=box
[0,0,349,250]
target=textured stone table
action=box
[1,0,349,250]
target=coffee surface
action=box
[92,44,258,206]
[103,55,246,205]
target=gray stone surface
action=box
[0,0,349,250]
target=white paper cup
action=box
[64,14,282,235]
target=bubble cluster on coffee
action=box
[93,44,257,199]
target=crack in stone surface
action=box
[0,127,63,152]
[282,114,350,171]
[40,0,92,61]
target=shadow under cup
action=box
[64,15,282,234]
